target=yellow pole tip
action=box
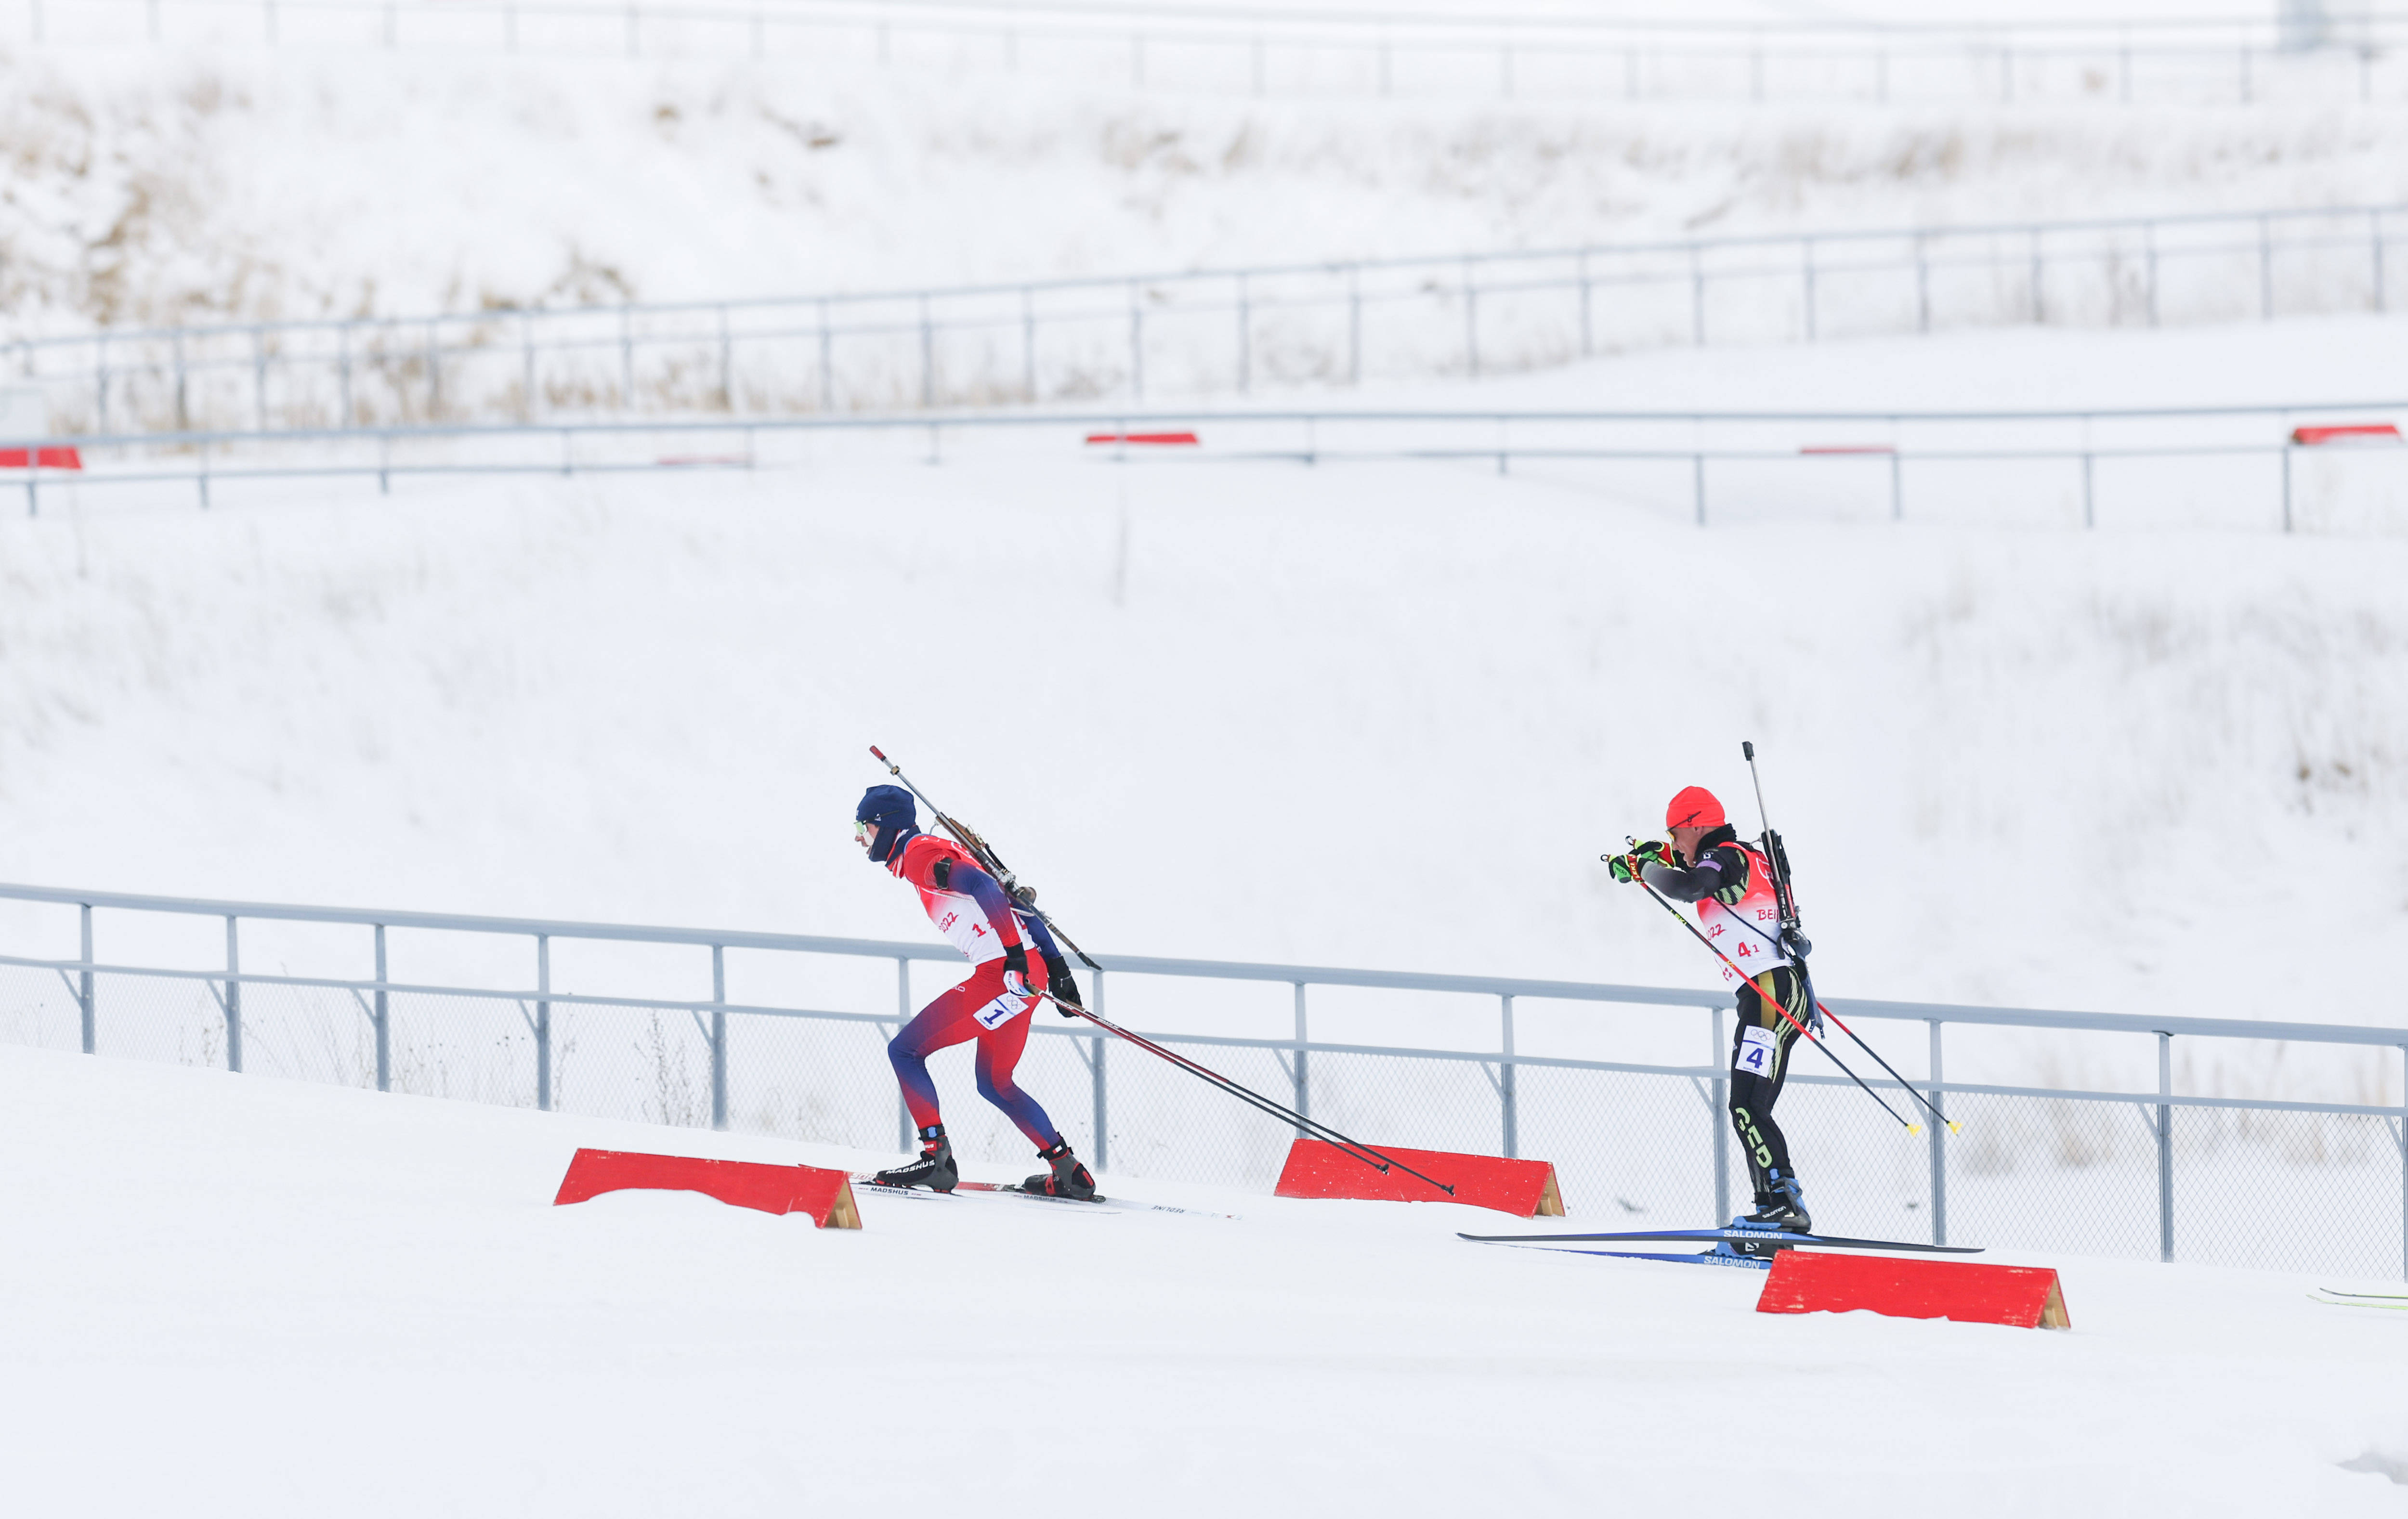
[1908,1123,1924,1137]
[1948,1122,1963,1135]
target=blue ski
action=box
[1459,1226,1980,1253]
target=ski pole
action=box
[1035,989,1460,1197]
[1626,873,1923,1135]
[1739,742,1959,1133]
[869,745,1102,972]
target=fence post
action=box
[2373,210,2387,313]
[2145,220,2159,326]
[2281,444,2293,533]
[1693,454,1707,526]
[619,305,633,407]
[1292,982,1309,1130]
[1089,968,1107,1168]
[918,294,934,408]
[1236,272,1250,394]
[536,934,552,1111]
[2259,215,2274,321]
[708,945,728,1130]
[1462,257,1479,377]
[1689,245,1706,345]
[95,333,108,436]
[718,306,733,410]
[1928,1019,1946,1246]
[79,902,94,1054]
[1915,234,1930,334]
[1348,265,1362,387]
[1577,249,1592,358]
[223,915,242,1073]
[1126,282,1143,403]
[373,923,390,1092]
[173,329,189,430]
[2082,452,2095,529]
[818,299,834,411]
[895,957,912,1150]
[2029,229,2044,324]
[1711,1005,1728,1225]
[2157,1029,2173,1263]
[1890,449,1903,521]
[1021,286,1036,402]
[1499,994,1517,1159]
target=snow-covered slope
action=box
[4,321,2405,1105]
[0,1040,2398,1518]
[3,41,2405,341]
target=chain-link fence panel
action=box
[722,1012,909,1155]
[1938,1092,2163,1259]
[547,1003,715,1131]
[382,991,538,1108]
[231,981,380,1091]
[1751,1077,1940,1245]
[1514,1066,1720,1225]
[2171,1107,2405,1277]
[0,964,88,1053]
[87,972,233,1070]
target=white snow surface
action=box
[4,40,2407,339]
[0,1040,2400,1518]
[4,319,2407,1104]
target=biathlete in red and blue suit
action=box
[855,784,1098,1199]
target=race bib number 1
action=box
[1734,1025,1777,1077]
[974,994,1025,1031]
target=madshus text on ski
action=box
[848,743,1954,1259]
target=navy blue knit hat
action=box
[855,785,917,863]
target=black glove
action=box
[1046,956,1084,1015]
[1001,942,1032,999]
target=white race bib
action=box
[1734,1025,1777,1077]
[973,992,1029,1031]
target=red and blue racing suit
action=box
[883,831,1065,1148]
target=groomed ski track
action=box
[1,1042,2399,1518]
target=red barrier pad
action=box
[1272,1137,1565,1218]
[1755,1249,2068,1329]
[0,447,83,469]
[2290,423,2401,446]
[551,1147,861,1228]
[1084,431,1200,446]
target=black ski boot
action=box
[1747,1169,1810,1233]
[1021,1140,1097,1201]
[874,1125,958,1192]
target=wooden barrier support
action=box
[1272,1137,1565,1218]
[1755,1249,2069,1329]
[551,1147,861,1229]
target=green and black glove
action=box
[1606,839,1671,883]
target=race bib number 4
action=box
[1734,1025,1777,1077]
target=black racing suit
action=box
[1642,825,1809,1206]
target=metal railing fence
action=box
[10,399,2408,535]
[0,882,2400,1278]
[9,0,2408,108]
[8,204,2404,438]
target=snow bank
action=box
[0,1038,2398,1519]
[3,40,2405,345]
